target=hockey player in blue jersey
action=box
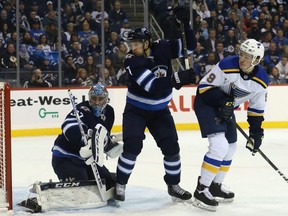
[51,83,122,190]
[192,39,269,211]
[114,6,196,202]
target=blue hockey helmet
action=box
[88,83,109,117]
[127,27,151,42]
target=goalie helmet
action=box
[127,27,151,42]
[88,83,109,117]
[240,39,264,65]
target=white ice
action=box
[9,129,288,215]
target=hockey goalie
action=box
[18,84,123,212]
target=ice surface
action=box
[9,129,288,215]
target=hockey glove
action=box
[218,97,235,121]
[173,5,190,28]
[246,130,264,154]
[171,68,195,90]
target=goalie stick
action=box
[68,90,108,201]
[235,122,288,183]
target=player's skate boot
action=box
[193,178,218,212]
[168,184,192,202]
[209,181,234,203]
[114,183,126,201]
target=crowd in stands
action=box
[0,0,288,87]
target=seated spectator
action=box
[70,0,84,17]
[214,41,229,63]
[62,55,78,85]
[116,62,129,86]
[23,68,52,88]
[0,22,11,46]
[70,40,86,69]
[105,31,121,57]
[19,44,34,69]
[104,57,116,77]
[42,10,58,29]
[202,28,217,52]
[119,19,132,41]
[269,67,286,84]
[91,0,108,24]
[196,2,210,21]
[38,34,52,53]
[83,55,100,84]
[85,34,101,64]
[44,22,58,46]
[0,43,16,69]
[71,68,93,86]
[29,19,45,42]
[21,31,37,46]
[194,51,217,84]
[62,22,75,47]
[112,42,128,71]
[223,29,238,56]
[272,28,288,52]
[263,41,281,71]
[78,19,97,47]
[109,0,128,33]
[275,54,288,82]
[98,68,117,86]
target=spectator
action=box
[224,10,238,31]
[275,54,288,82]
[70,40,86,68]
[215,0,228,25]
[29,19,45,42]
[62,22,75,47]
[116,61,129,86]
[214,41,229,63]
[223,29,238,56]
[263,41,281,71]
[119,19,132,42]
[112,42,128,72]
[195,51,217,83]
[104,57,116,77]
[98,67,117,86]
[44,22,58,46]
[37,34,52,53]
[215,22,225,42]
[0,22,11,46]
[78,19,97,47]
[202,28,217,52]
[192,42,207,66]
[261,31,273,51]
[62,55,78,85]
[269,67,286,84]
[91,0,108,24]
[70,0,84,17]
[23,68,52,88]
[109,0,128,33]
[83,11,99,33]
[42,10,58,29]
[105,31,120,57]
[19,44,34,69]
[72,68,93,86]
[204,9,220,29]
[272,28,288,52]
[196,3,211,21]
[83,55,100,84]
[86,34,101,64]
[261,20,276,38]
[282,19,288,38]
[247,19,262,41]
[0,43,16,68]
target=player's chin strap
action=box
[68,90,108,201]
[235,121,288,183]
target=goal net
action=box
[0,82,12,211]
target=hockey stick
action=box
[180,22,189,70]
[68,90,108,201]
[235,122,288,183]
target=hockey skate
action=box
[168,184,192,202]
[209,181,234,203]
[114,183,126,204]
[193,178,218,212]
[104,139,123,158]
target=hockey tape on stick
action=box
[180,22,190,70]
[235,122,288,183]
[68,90,108,201]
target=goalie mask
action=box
[88,83,109,117]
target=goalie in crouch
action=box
[51,83,122,190]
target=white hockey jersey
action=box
[198,55,270,117]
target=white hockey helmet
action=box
[240,39,264,66]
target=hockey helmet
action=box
[88,83,109,117]
[127,27,151,42]
[240,39,264,65]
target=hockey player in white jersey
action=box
[192,39,269,211]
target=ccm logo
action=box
[55,182,81,188]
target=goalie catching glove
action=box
[171,68,195,90]
[79,124,123,166]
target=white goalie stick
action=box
[235,122,288,183]
[68,90,108,201]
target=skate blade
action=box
[171,196,192,203]
[192,199,217,212]
[215,197,234,203]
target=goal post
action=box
[0,82,12,211]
